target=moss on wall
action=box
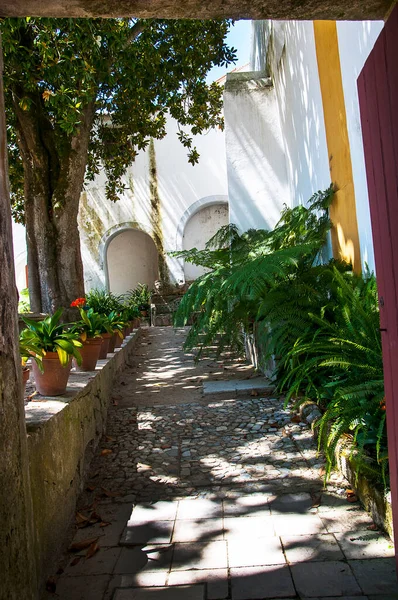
[148,139,169,283]
[78,192,105,261]
[128,173,136,222]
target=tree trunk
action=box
[0,37,38,600]
[14,99,95,314]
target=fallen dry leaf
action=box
[88,511,103,524]
[86,485,96,492]
[367,523,379,531]
[70,556,81,567]
[45,577,57,593]
[27,391,39,401]
[250,390,259,397]
[100,449,112,456]
[291,415,301,423]
[99,521,111,528]
[75,512,89,525]
[56,567,64,575]
[86,539,100,559]
[105,436,116,442]
[69,537,99,552]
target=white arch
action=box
[175,195,229,252]
[99,222,156,291]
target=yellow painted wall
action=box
[313,21,361,272]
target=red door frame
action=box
[358,3,398,562]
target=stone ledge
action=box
[26,328,142,591]
[299,401,393,538]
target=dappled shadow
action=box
[47,327,397,599]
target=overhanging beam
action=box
[0,0,394,21]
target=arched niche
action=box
[105,227,159,295]
[181,200,229,281]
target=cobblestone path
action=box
[49,328,398,600]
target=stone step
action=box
[203,377,274,397]
[113,585,205,599]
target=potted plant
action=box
[97,315,114,359]
[70,300,106,371]
[21,309,82,396]
[126,284,151,320]
[85,289,124,316]
[125,305,140,332]
[107,310,125,352]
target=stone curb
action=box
[299,400,393,538]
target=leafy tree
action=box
[1,17,236,312]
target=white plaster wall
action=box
[79,116,229,289]
[224,73,289,233]
[107,229,159,295]
[337,20,384,274]
[182,204,229,281]
[252,21,331,209]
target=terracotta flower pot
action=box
[123,326,130,337]
[108,332,117,354]
[31,352,72,396]
[22,367,30,394]
[99,333,112,359]
[73,337,102,371]
[114,333,123,349]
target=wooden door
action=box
[358,4,398,559]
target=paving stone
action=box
[230,565,296,599]
[269,493,313,514]
[335,530,395,559]
[290,561,362,597]
[171,541,228,570]
[176,498,222,520]
[223,516,275,540]
[319,509,373,533]
[55,574,111,599]
[167,568,229,599]
[70,503,133,548]
[282,533,344,562]
[121,521,174,545]
[114,546,173,574]
[348,558,398,594]
[272,513,326,536]
[105,573,168,599]
[113,585,205,599]
[64,547,121,576]
[172,518,224,542]
[228,537,286,567]
[223,494,272,517]
[129,502,177,522]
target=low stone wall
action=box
[25,329,142,591]
[299,402,393,538]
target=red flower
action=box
[70,297,86,308]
